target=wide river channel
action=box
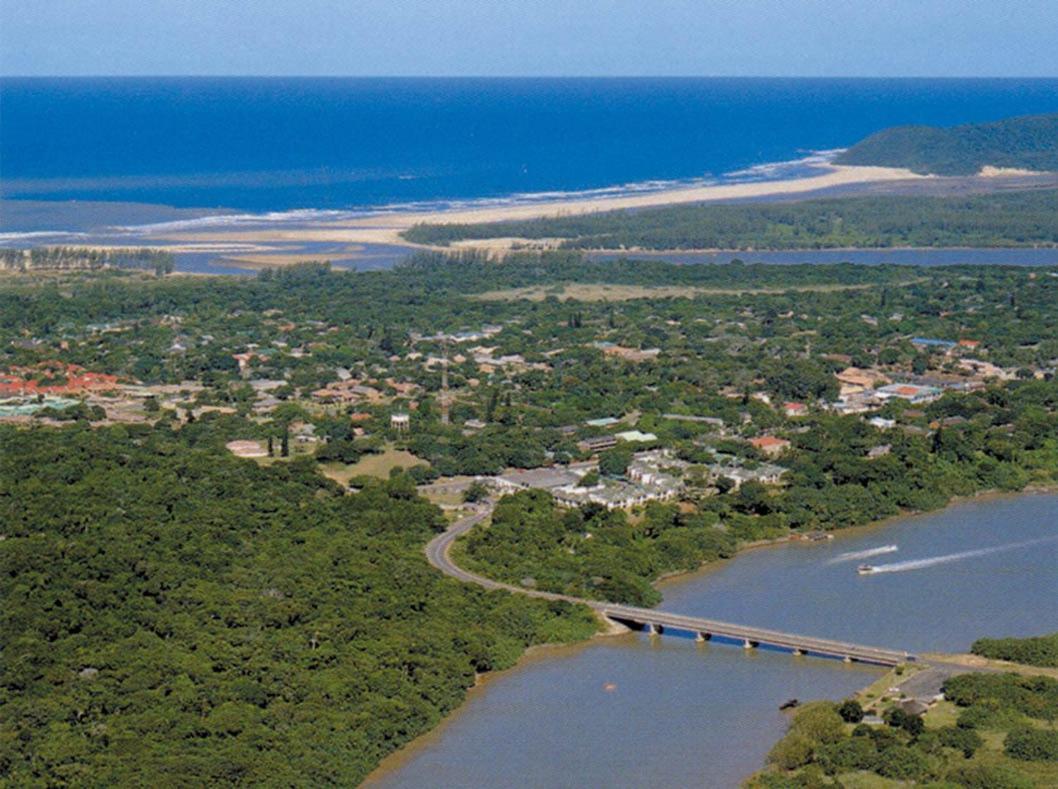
[368,493,1058,788]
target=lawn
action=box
[320,445,428,484]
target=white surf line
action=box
[826,545,899,564]
[868,535,1058,575]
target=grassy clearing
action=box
[319,446,428,484]
[470,281,897,302]
[921,652,1058,680]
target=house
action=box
[911,337,957,353]
[662,413,724,427]
[597,343,661,362]
[866,444,892,459]
[390,413,411,432]
[720,463,787,489]
[958,358,1012,381]
[552,478,677,510]
[783,402,807,417]
[578,435,618,453]
[614,429,657,443]
[585,416,621,428]
[749,436,791,457]
[494,466,584,493]
[875,383,941,404]
[869,416,896,430]
[836,367,888,394]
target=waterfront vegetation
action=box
[455,490,736,606]
[401,188,1058,250]
[749,635,1058,788]
[0,246,175,275]
[0,424,597,785]
[836,112,1058,175]
[972,633,1058,668]
[3,252,1058,783]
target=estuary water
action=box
[370,493,1058,788]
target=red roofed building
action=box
[0,363,118,396]
[749,436,792,457]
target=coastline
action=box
[150,164,925,250]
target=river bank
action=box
[368,488,1058,787]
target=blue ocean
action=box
[3,77,1058,219]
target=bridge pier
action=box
[843,655,853,663]
[792,648,804,657]
[647,623,661,636]
[743,639,758,650]
[695,632,712,643]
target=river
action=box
[368,492,1058,788]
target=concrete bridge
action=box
[426,507,915,668]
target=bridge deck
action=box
[597,605,912,666]
[426,509,914,667]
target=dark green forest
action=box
[402,189,1058,250]
[837,112,1058,175]
[0,423,596,785]
[972,633,1058,668]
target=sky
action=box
[2,0,1057,77]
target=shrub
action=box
[884,706,925,736]
[815,736,877,774]
[936,725,983,758]
[837,699,864,723]
[945,762,1034,789]
[790,702,846,745]
[767,733,816,770]
[874,744,931,780]
[1004,726,1058,762]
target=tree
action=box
[463,481,491,503]
[598,446,633,477]
[837,699,864,723]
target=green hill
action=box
[836,112,1058,175]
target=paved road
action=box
[425,505,914,666]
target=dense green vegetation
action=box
[456,490,735,606]
[401,188,1058,249]
[837,112,1058,175]
[973,632,1058,668]
[751,669,1058,787]
[1,423,597,785]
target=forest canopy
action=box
[402,188,1058,250]
[836,112,1058,175]
[0,423,596,785]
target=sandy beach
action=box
[153,164,926,250]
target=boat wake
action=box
[866,535,1058,574]
[827,545,898,564]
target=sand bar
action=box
[154,165,925,248]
